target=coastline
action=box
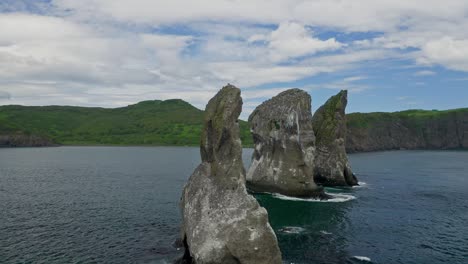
[2,143,467,154]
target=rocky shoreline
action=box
[0,133,56,147]
[346,109,468,153]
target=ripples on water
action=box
[1,147,467,264]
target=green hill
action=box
[0,99,253,146]
[1,99,467,151]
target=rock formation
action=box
[346,109,468,152]
[312,90,358,186]
[247,89,326,198]
[0,133,55,147]
[179,84,282,264]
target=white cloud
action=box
[262,22,343,62]
[418,37,468,71]
[1,0,468,112]
[343,76,367,82]
[414,70,436,76]
[315,75,370,94]
[52,0,468,32]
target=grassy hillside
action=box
[347,108,468,128]
[2,99,466,149]
[0,99,253,146]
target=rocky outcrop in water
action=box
[346,109,468,153]
[178,84,282,264]
[0,133,55,147]
[312,90,358,186]
[246,89,325,198]
[247,89,324,197]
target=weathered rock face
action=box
[179,84,282,264]
[0,133,55,147]
[346,109,468,153]
[312,90,358,186]
[247,89,325,198]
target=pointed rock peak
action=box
[313,89,358,186]
[201,84,242,164]
[313,90,348,143]
[328,89,348,113]
[179,84,282,264]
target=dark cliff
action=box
[0,133,55,147]
[346,108,468,153]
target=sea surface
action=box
[1,147,467,264]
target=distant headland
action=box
[1,99,467,152]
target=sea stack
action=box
[246,89,325,198]
[312,90,358,186]
[179,84,282,264]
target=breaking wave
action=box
[353,182,368,188]
[352,256,371,262]
[272,192,356,203]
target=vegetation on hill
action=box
[0,99,253,146]
[347,108,468,129]
[346,108,468,152]
[1,98,467,150]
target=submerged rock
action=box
[246,89,325,198]
[179,84,282,264]
[312,90,358,186]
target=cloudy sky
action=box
[1,0,468,118]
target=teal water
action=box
[1,147,467,263]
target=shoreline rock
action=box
[346,109,468,153]
[0,133,56,147]
[312,90,358,186]
[178,84,282,264]
[246,89,326,198]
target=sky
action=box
[0,0,467,119]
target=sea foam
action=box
[319,230,333,235]
[352,182,368,188]
[272,192,356,202]
[353,256,371,262]
[277,226,306,234]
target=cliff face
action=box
[0,133,55,147]
[179,85,282,264]
[247,89,324,197]
[346,109,468,153]
[312,90,357,186]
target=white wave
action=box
[272,192,356,203]
[352,182,368,188]
[353,256,371,262]
[277,226,306,234]
[319,230,332,235]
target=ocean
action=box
[1,147,467,263]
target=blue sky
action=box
[0,0,467,118]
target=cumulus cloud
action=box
[419,37,468,71]
[250,22,343,62]
[1,0,468,113]
[51,0,468,32]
